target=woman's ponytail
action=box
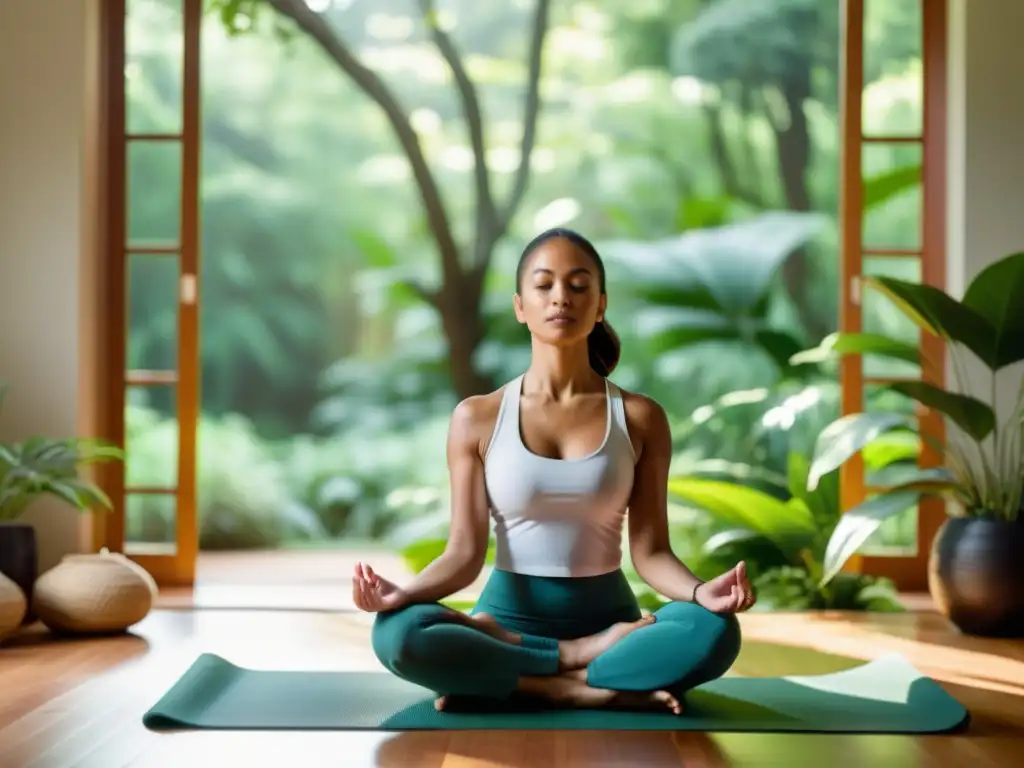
[587,319,620,377]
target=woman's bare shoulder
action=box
[616,386,671,456]
[618,387,669,429]
[448,383,511,455]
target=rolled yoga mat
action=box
[142,652,968,733]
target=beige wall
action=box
[0,0,100,572]
[947,0,1024,417]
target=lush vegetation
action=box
[791,250,1024,590]
[123,0,926,609]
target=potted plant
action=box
[0,381,123,621]
[790,249,1024,636]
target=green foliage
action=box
[122,0,924,442]
[795,251,1024,538]
[673,0,834,88]
[398,536,497,575]
[672,0,919,94]
[667,380,915,609]
[666,478,818,559]
[125,406,326,548]
[602,212,828,376]
[754,566,902,612]
[786,250,1024,585]
[125,405,454,549]
[0,383,123,522]
[113,1,929,609]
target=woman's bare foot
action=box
[435,671,682,715]
[557,615,655,671]
[519,674,683,715]
[439,609,523,646]
[466,612,522,645]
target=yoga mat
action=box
[142,652,968,734]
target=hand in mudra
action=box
[352,562,406,613]
[695,561,756,614]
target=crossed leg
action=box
[371,600,740,714]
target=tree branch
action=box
[400,279,440,308]
[495,0,552,247]
[263,0,462,281]
[702,102,764,208]
[418,0,497,258]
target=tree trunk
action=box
[774,71,832,343]
[436,269,495,400]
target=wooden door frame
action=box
[839,0,947,592]
[90,0,202,586]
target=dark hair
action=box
[515,227,621,377]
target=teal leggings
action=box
[370,568,741,700]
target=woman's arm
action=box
[394,396,493,606]
[625,395,704,602]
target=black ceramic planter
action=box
[928,516,1024,637]
[0,522,38,625]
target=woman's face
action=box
[514,238,606,345]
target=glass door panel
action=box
[105,0,201,586]
[839,0,946,590]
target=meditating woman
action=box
[351,228,755,714]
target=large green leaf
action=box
[789,331,921,367]
[700,528,792,578]
[702,527,765,556]
[675,458,789,493]
[886,380,995,442]
[602,211,826,318]
[862,432,920,469]
[666,212,827,318]
[808,412,914,490]
[866,465,960,495]
[755,329,810,376]
[961,251,1024,369]
[820,491,921,585]
[863,163,922,209]
[788,450,839,534]
[863,277,996,368]
[631,306,736,354]
[667,477,818,556]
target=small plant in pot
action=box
[0,382,123,621]
[792,249,1024,636]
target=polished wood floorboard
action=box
[2,603,1023,767]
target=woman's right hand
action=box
[351,562,407,613]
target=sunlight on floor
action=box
[740,613,1024,697]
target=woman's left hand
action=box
[694,561,756,614]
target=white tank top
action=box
[483,374,637,577]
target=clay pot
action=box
[32,548,158,636]
[0,522,37,624]
[928,516,1024,637]
[0,571,27,640]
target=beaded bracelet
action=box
[692,581,704,605]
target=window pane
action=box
[862,0,923,137]
[127,140,182,248]
[861,256,922,378]
[128,253,179,371]
[124,493,177,555]
[860,496,918,557]
[126,0,184,135]
[126,385,179,489]
[862,143,922,251]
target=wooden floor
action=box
[2,599,1023,767]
